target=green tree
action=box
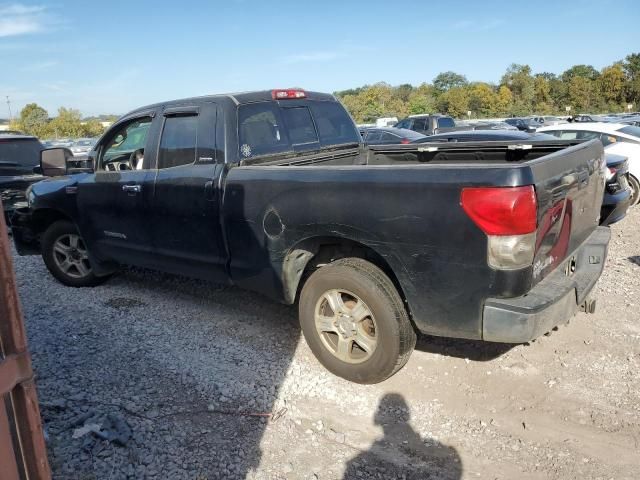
[500,64,535,113]
[495,86,513,115]
[438,87,469,117]
[82,119,106,137]
[561,64,600,82]
[598,63,626,106]
[45,107,86,138]
[468,83,498,117]
[567,76,594,112]
[433,71,468,94]
[16,103,49,137]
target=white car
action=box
[537,122,640,205]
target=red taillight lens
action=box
[400,138,410,144]
[271,89,306,100]
[460,186,537,236]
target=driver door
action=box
[77,111,160,266]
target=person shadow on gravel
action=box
[342,393,462,480]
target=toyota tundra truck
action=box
[11,89,610,383]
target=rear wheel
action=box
[628,174,640,206]
[299,258,416,384]
[41,221,109,287]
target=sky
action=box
[1,0,639,118]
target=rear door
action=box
[147,101,229,282]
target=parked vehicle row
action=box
[0,132,44,224]
[10,88,611,385]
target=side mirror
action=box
[41,148,73,177]
[32,165,43,175]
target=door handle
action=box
[122,184,142,194]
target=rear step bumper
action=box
[482,226,610,343]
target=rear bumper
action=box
[482,226,610,343]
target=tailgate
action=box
[529,139,606,284]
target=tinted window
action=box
[0,139,43,167]
[437,117,455,128]
[380,132,400,143]
[281,107,318,145]
[365,131,382,142]
[412,118,427,131]
[395,119,410,129]
[619,125,640,138]
[558,131,578,140]
[238,102,289,158]
[158,115,198,169]
[576,131,600,140]
[308,102,360,146]
[543,130,562,138]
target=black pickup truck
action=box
[11,89,610,383]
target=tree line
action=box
[336,53,640,123]
[9,104,108,139]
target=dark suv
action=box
[0,133,44,224]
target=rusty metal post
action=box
[0,201,51,480]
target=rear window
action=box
[308,101,359,146]
[437,117,455,128]
[618,125,640,138]
[0,139,43,167]
[281,107,318,145]
[238,100,359,159]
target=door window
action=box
[238,102,290,158]
[412,118,427,131]
[100,117,153,171]
[158,115,198,169]
[437,117,455,128]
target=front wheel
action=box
[299,258,416,384]
[41,221,109,287]
[628,174,640,206]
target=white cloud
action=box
[22,60,58,71]
[281,51,343,65]
[0,3,55,37]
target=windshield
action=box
[618,125,640,138]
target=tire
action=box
[628,174,640,206]
[299,257,416,384]
[41,220,109,287]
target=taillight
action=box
[400,138,410,144]
[461,186,537,270]
[272,89,306,100]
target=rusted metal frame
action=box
[0,397,21,480]
[0,353,32,396]
[0,201,51,479]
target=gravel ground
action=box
[10,207,640,480]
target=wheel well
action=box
[283,237,409,310]
[30,209,73,236]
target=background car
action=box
[601,153,632,225]
[412,130,559,143]
[0,132,44,225]
[70,138,96,157]
[537,123,640,206]
[361,127,426,145]
[504,117,539,132]
[531,116,566,127]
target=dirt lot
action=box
[11,208,640,479]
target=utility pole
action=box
[6,96,12,121]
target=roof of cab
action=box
[123,90,337,120]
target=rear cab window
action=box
[238,100,360,160]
